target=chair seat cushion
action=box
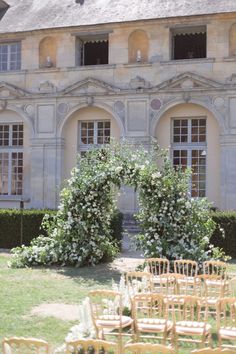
[136,318,173,333]
[219,327,236,339]
[175,321,211,335]
[96,315,133,328]
[153,275,175,283]
[176,276,200,284]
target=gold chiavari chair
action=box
[172,295,212,350]
[2,337,49,354]
[145,258,175,294]
[203,261,228,279]
[131,293,173,344]
[203,261,230,295]
[88,290,133,353]
[217,297,236,349]
[126,271,152,297]
[65,339,117,354]
[124,342,176,353]
[199,274,228,319]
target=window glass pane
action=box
[173,119,188,143]
[0,152,8,195]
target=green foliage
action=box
[211,211,236,258]
[10,141,227,268]
[0,209,56,248]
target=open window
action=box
[171,26,206,60]
[76,33,109,66]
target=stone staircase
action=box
[122,213,140,235]
[122,214,141,253]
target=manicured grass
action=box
[0,253,121,351]
[1,253,236,353]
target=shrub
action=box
[211,211,236,258]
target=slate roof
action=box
[0,0,236,34]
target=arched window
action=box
[128,30,149,63]
[39,36,57,68]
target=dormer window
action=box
[0,0,9,20]
[0,42,21,71]
[76,33,109,66]
[171,26,206,60]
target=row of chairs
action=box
[145,259,229,279]
[2,337,236,353]
[88,289,236,352]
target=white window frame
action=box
[0,123,23,196]
[78,120,111,154]
[0,42,21,71]
[171,116,207,197]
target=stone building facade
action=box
[0,0,236,212]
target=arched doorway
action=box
[154,102,220,208]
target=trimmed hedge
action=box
[0,209,123,249]
[0,209,56,248]
[211,211,236,258]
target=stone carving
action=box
[114,100,125,124]
[150,98,162,110]
[86,96,94,106]
[183,92,191,102]
[213,97,225,109]
[24,104,35,117]
[0,82,28,98]
[226,74,236,84]
[39,81,57,93]
[61,77,121,96]
[181,79,194,89]
[0,100,7,110]
[156,72,222,91]
[57,102,69,115]
[114,100,125,114]
[129,76,150,89]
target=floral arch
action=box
[11,141,225,268]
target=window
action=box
[0,42,21,71]
[0,124,23,195]
[171,26,206,60]
[76,34,108,66]
[172,117,206,197]
[78,120,110,155]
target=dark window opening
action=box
[172,30,206,60]
[82,40,108,66]
[0,0,9,20]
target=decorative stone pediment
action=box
[0,82,29,99]
[61,78,121,96]
[129,76,150,89]
[156,72,222,91]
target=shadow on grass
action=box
[55,262,122,285]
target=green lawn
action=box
[1,253,236,353]
[0,253,121,351]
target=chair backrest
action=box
[203,261,228,278]
[126,271,152,296]
[174,259,198,277]
[65,339,117,353]
[145,258,170,276]
[191,348,236,353]
[125,342,176,353]
[2,337,49,354]
[216,297,236,328]
[89,290,122,326]
[132,293,165,320]
[152,273,176,295]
